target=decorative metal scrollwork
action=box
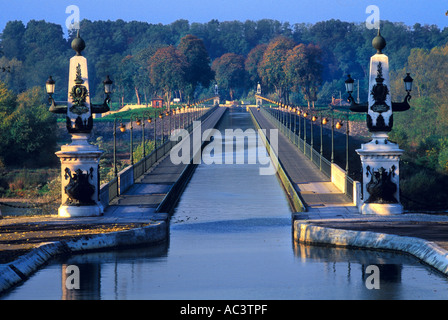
[69,64,89,116]
[64,167,95,206]
[365,166,398,204]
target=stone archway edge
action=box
[294,221,448,275]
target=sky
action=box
[1,0,447,35]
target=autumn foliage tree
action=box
[257,36,296,102]
[284,43,323,107]
[245,43,267,89]
[149,45,188,109]
[212,53,246,100]
[254,36,323,106]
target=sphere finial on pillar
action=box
[372,28,386,54]
[71,30,86,56]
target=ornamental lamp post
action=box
[45,76,55,98]
[129,114,141,165]
[403,73,414,97]
[345,74,354,96]
[103,75,113,96]
[113,117,126,177]
[47,30,113,218]
[159,112,164,143]
[140,111,153,162]
[345,29,413,215]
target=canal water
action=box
[2,108,448,300]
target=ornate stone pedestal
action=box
[47,31,112,218]
[347,30,413,215]
[56,134,103,217]
[357,132,404,215]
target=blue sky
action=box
[1,0,447,34]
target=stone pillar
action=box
[214,84,220,106]
[256,82,262,106]
[357,133,404,215]
[357,38,404,215]
[55,32,104,217]
[56,134,103,217]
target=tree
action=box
[1,21,26,61]
[116,55,142,105]
[0,81,16,115]
[178,34,214,103]
[389,43,448,174]
[149,46,188,109]
[284,43,323,107]
[245,43,267,89]
[211,53,246,100]
[258,36,296,102]
[0,86,57,167]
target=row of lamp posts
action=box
[112,105,205,178]
[266,101,350,174]
[44,29,208,218]
[260,29,414,215]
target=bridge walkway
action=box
[104,106,228,220]
[250,107,358,217]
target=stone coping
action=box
[294,218,448,276]
[0,221,167,294]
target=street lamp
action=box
[113,117,125,178]
[45,76,55,98]
[403,73,413,98]
[343,28,412,215]
[103,75,113,96]
[46,29,114,218]
[303,111,307,154]
[345,74,355,97]
[129,114,140,165]
[335,120,343,130]
[159,112,164,143]
[136,111,153,165]
[46,73,113,115]
[311,114,318,162]
[297,108,302,140]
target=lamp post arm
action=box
[347,94,368,113]
[91,96,111,114]
[392,93,411,112]
[48,98,68,114]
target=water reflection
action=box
[5,236,446,300]
[59,242,168,300]
[294,243,409,299]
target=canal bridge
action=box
[99,101,359,221]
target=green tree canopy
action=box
[211,53,246,100]
[149,45,188,109]
[178,34,214,103]
[284,43,323,107]
[0,85,57,167]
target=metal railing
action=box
[100,105,218,208]
[260,106,354,200]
